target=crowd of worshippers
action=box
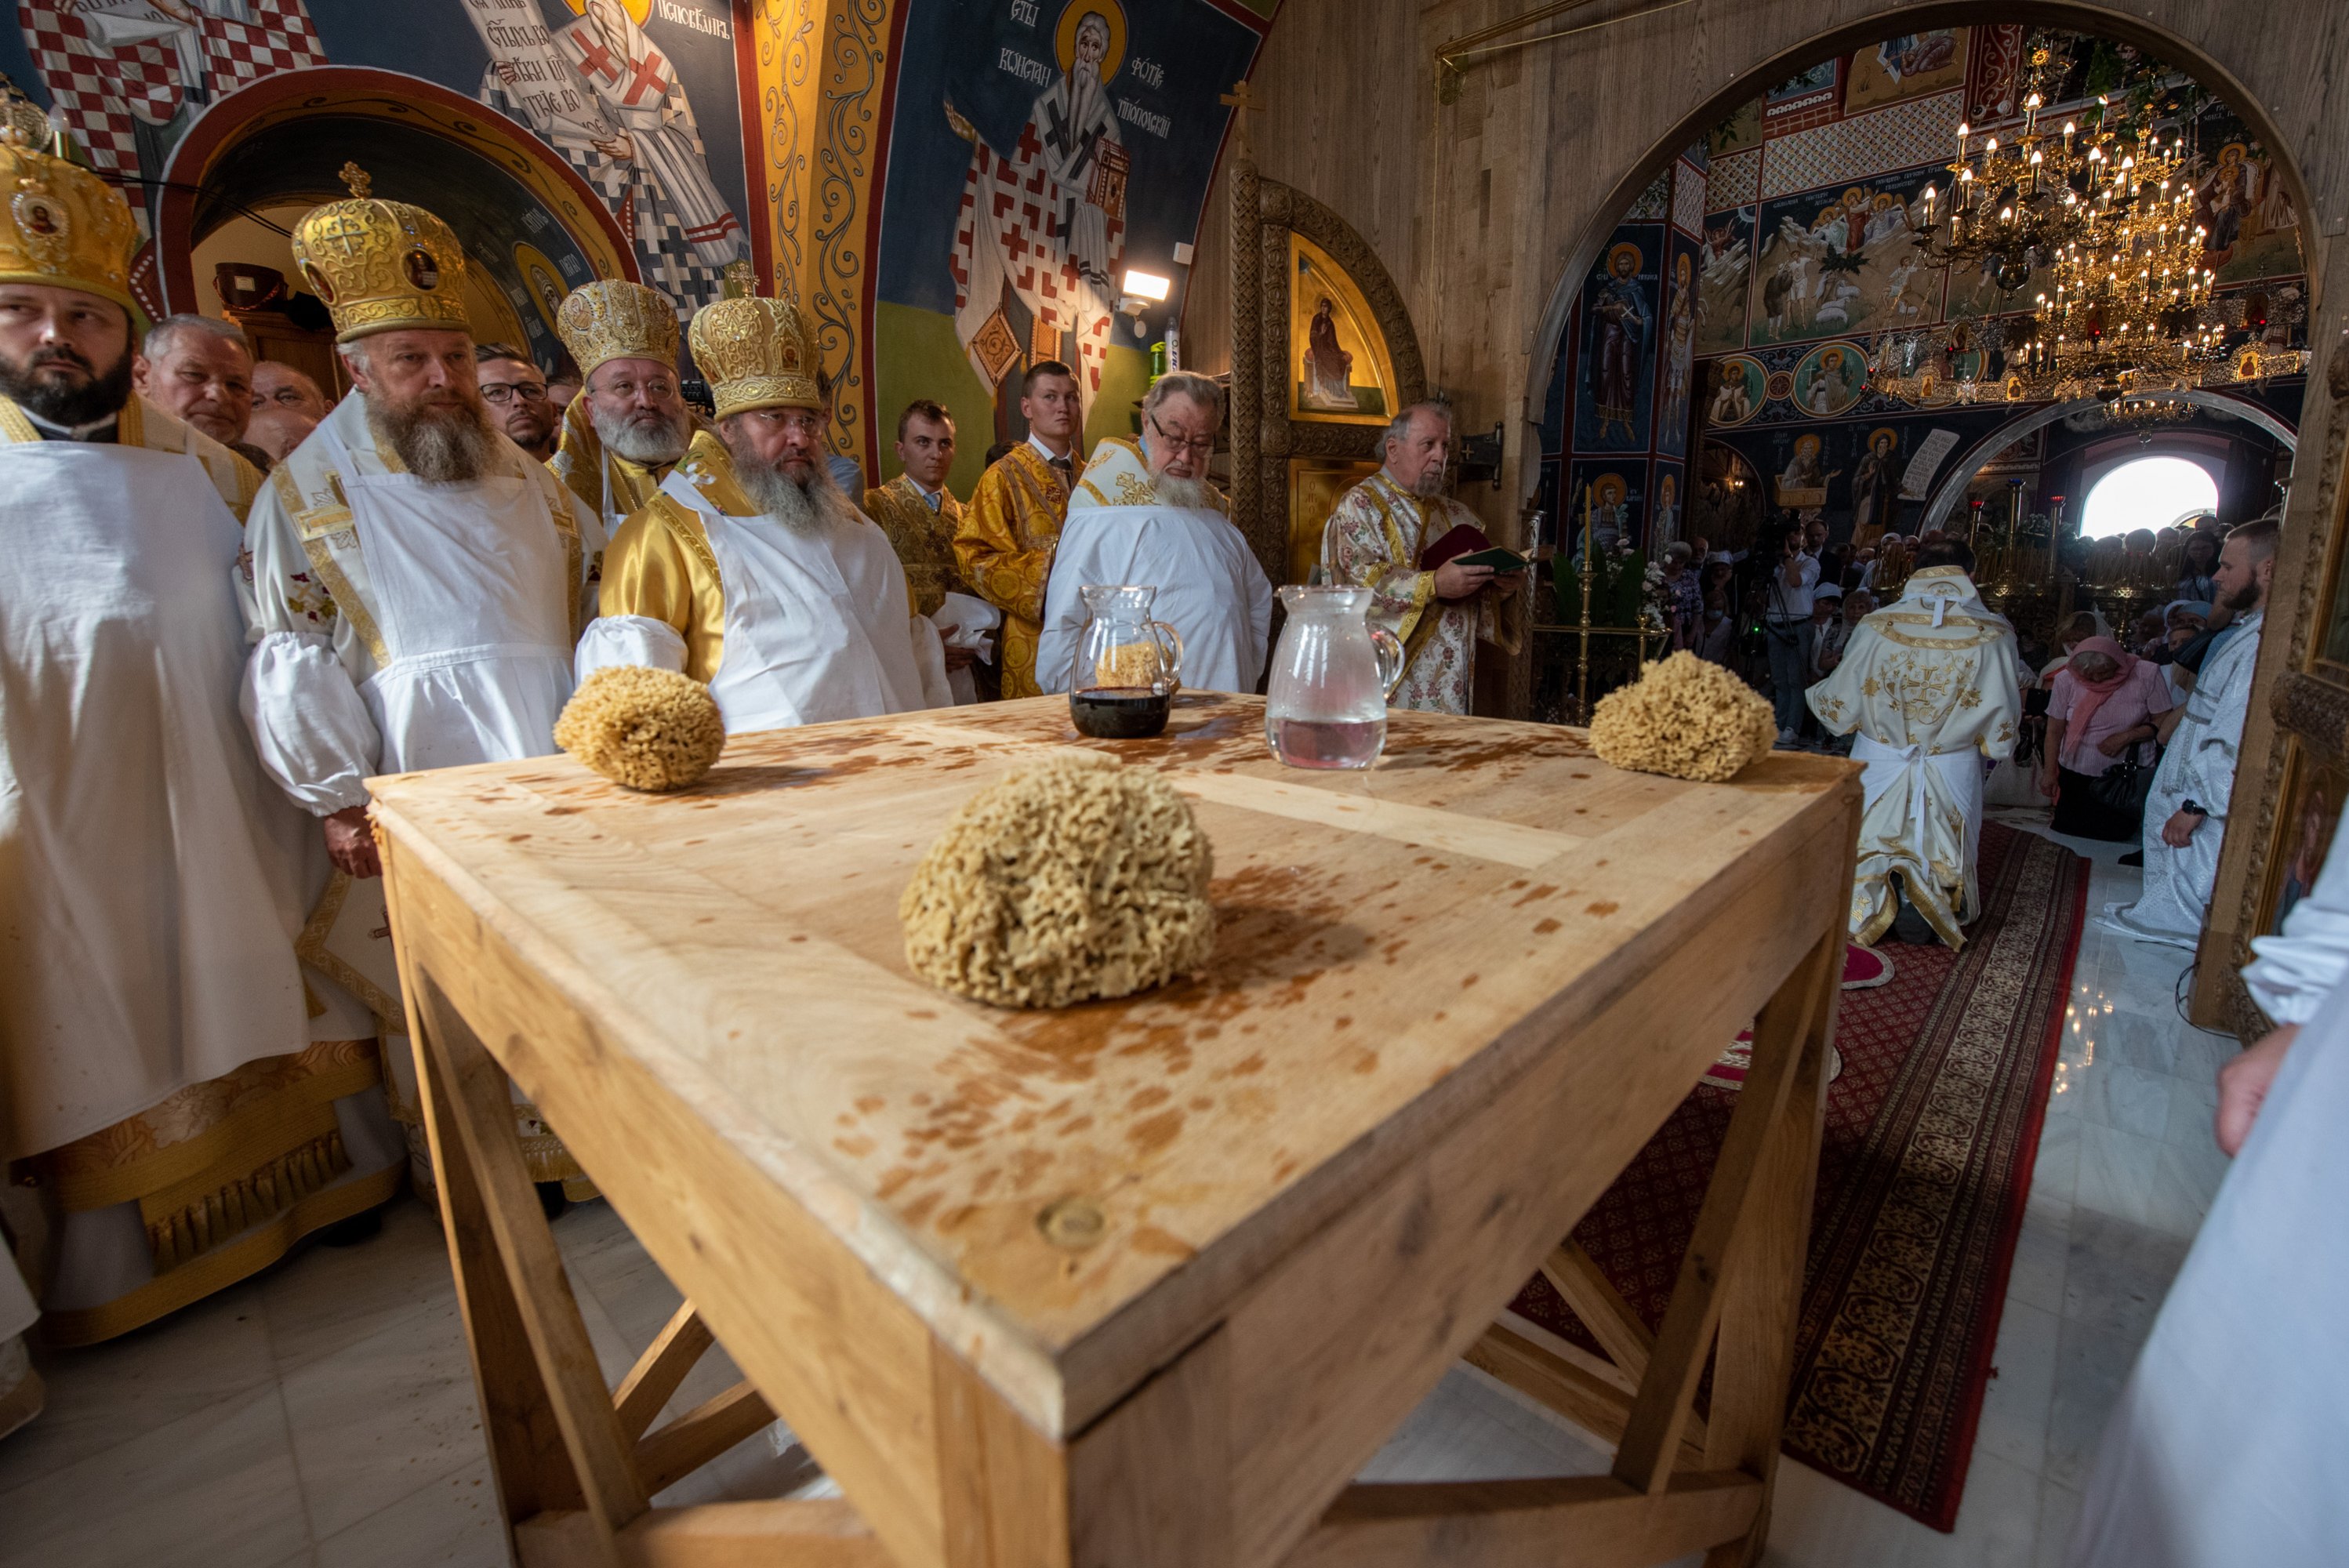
[1647,493,2275,955]
[0,140,1535,1419]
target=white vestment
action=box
[1806,567,2022,947]
[240,395,592,1189]
[0,437,312,1162]
[241,394,586,806]
[2100,613,2263,949]
[577,445,950,733]
[1036,436,1273,695]
[2070,831,2349,1568]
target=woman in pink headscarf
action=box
[2041,636,2175,840]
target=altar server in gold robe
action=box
[955,359,1082,696]
[866,397,969,614]
[1808,539,2024,948]
[869,399,993,702]
[578,294,951,730]
[0,129,400,1352]
[549,279,692,582]
[1320,401,1522,713]
[240,166,594,1203]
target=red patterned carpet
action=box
[1507,822,2089,1530]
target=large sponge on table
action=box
[554,666,727,792]
[900,752,1216,1008]
[1588,650,1777,782]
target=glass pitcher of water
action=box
[1071,584,1184,739]
[1265,585,1405,768]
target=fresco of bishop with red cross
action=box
[553,0,743,267]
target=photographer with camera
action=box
[1761,514,1821,745]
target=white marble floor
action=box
[0,815,2239,1568]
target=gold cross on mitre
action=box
[1220,78,1264,162]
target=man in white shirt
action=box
[1037,372,1273,695]
[1762,517,1821,742]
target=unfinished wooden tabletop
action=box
[368,694,1860,1446]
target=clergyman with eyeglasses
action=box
[1034,372,1272,696]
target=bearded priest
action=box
[1320,401,1523,713]
[240,165,595,1207]
[0,128,400,1352]
[550,279,693,579]
[1037,372,1272,695]
[1807,538,2024,949]
[578,294,951,730]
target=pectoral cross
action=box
[1220,78,1263,164]
[574,31,623,82]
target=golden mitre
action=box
[687,294,822,419]
[290,163,471,343]
[0,117,141,315]
[556,280,679,381]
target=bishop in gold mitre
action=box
[550,278,693,576]
[578,292,951,731]
[239,163,597,1203]
[0,120,401,1370]
[953,358,1084,697]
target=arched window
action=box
[2080,456,2220,539]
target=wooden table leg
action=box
[1611,926,1839,1501]
[413,967,651,1564]
[1697,935,1837,1567]
[385,848,599,1562]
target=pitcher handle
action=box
[1152,621,1185,693]
[1369,626,1406,697]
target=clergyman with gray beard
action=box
[1033,371,1273,696]
[549,281,697,552]
[236,179,599,1205]
[577,292,949,735]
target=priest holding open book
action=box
[1320,400,1523,713]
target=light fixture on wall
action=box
[1116,267,1171,341]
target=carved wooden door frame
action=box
[1228,152,1428,586]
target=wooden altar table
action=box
[369,695,1861,1568]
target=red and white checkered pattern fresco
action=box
[19,1,328,175]
[949,119,1125,403]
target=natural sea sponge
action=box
[900,752,1216,1007]
[1588,650,1777,783]
[554,666,726,791]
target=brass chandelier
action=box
[1878,39,2304,405]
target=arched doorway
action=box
[153,68,637,379]
[1919,389,2298,531]
[2079,455,2221,538]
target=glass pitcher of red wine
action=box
[1070,584,1184,739]
[1264,585,1404,768]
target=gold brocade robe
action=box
[0,395,398,1346]
[864,474,968,618]
[1320,470,1521,714]
[955,442,1076,697]
[1807,568,2023,948]
[596,428,749,681]
[548,395,675,586]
